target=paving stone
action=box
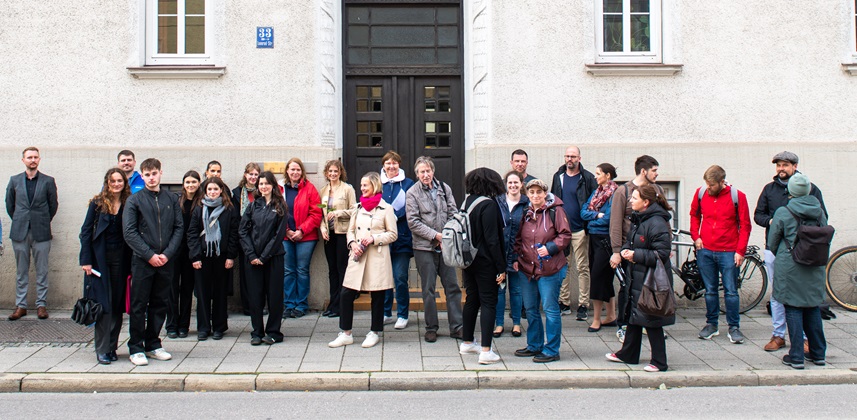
[172,357,222,373]
[256,357,301,373]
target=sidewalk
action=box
[1,308,857,392]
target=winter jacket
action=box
[754,172,826,248]
[319,182,357,236]
[497,193,529,271]
[406,178,456,252]
[768,195,828,307]
[464,194,507,276]
[284,179,322,242]
[186,204,240,262]
[343,199,398,291]
[622,203,676,328]
[122,187,183,261]
[609,181,664,253]
[689,185,752,254]
[128,171,145,194]
[381,170,415,255]
[515,193,573,280]
[79,201,132,314]
[549,163,597,229]
[239,198,288,264]
[581,190,613,236]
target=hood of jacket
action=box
[381,168,405,184]
[785,195,824,221]
[631,202,672,226]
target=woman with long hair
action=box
[282,158,322,318]
[494,170,529,338]
[580,163,619,332]
[239,171,288,345]
[165,170,201,339]
[232,162,261,315]
[319,160,356,318]
[606,184,675,372]
[79,168,132,364]
[187,177,240,341]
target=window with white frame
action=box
[146,0,211,65]
[595,0,661,63]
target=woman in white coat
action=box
[328,172,398,349]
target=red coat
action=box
[689,185,752,253]
[285,179,322,242]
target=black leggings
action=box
[340,288,385,332]
[462,264,499,347]
[324,232,348,313]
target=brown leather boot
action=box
[8,307,27,321]
[37,306,49,319]
[763,336,785,351]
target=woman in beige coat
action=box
[328,172,397,349]
[319,160,357,318]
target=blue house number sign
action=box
[257,27,274,48]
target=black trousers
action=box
[166,249,194,333]
[340,288,385,332]
[128,258,174,355]
[194,255,229,334]
[617,260,630,327]
[462,262,499,347]
[616,324,668,371]
[324,232,348,313]
[94,248,125,355]
[236,249,251,312]
[246,254,284,340]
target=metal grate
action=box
[0,319,94,344]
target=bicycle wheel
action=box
[826,246,857,312]
[719,256,768,314]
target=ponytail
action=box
[637,184,672,211]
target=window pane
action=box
[371,26,435,47]
[425,86,436,98]
[438,47,458,64]
[186,0,204,15]
[371,48,435,65]
[357,135,371,147]
[603,15,623,52]
[438,101,450,112]
[357,122,369,133]
[356,100,368,112]
[371,136,383,147]
[348,26,369,46]
[425,136,437,148]
[185,16,205,54]
[438,135,450,148]
[438,122,451,133]
[349,48,370,65]
[158,16,177,54]
[603,0,622,13]
[425,101,436,112]
[371,87,382,98]
[438,27,458,46]
[348,7,369,24]
[631,15,650,51]
[437,7,458,24]
[371,100,382,112]
[372,7,434,24]
[356,86,369,97]
[426,122,436,133]
[159,0,177,15]
[437,87,450,98]
[631,0,649,13]
[372,122,382,133]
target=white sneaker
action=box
[362,331,380,348]
[145,348,172,361]
[459,341,481,354]
[129,352,148,366]
[478,349,501,365]
[394,317,408,329]
[383,316,395,325]
[617,326,626,344]
[328,331,354,348]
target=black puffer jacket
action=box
[621,203,675,328]
[754,172,826,248]
[238,198,288,264]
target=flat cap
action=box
[772,151,799,164]
[525,179,548,191]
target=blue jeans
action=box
[697,249,740,328]
[384,253,411,319]
[496,270,524,327]
[521,266,567,357]
[283,240,317,312]
[784,305,826,362]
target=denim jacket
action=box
[497,194,529,271]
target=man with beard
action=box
[755,151,826,352]
[117,150,145,194]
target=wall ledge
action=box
[127,66,226,79]
[585,63,683,77]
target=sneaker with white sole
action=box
[617,326,626,344]
[328,331,354,348]
[478,349,501,364]
[643,364,661,372]
[698,324,719,340]
[459,341,481,354]
[394,317,408,329]
[727,326,745,344]
[145,348,172,361]
[383,316,395,325]
[362,331,380,348]
[605,352,623,363]
[129,352,148,366]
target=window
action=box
[146,0,211,65]
[594,0,661,63]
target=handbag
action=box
[71,274,104,326]
[637,257,676,317]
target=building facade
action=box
[1,0,855,309]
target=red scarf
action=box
[360,193,382,212]
[587,181,618,211]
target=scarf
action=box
[587,181,618,211]
[360,193,382,212]
[201,196,226,257]
[239,186,256,216]
[380,168,407,213]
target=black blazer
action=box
[6,171,58,242]
[186,204,240,262]
[78,201,132,314]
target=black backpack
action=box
[783,207,835,266]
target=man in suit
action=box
[5,147,58,320]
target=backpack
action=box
[696,185,740,227]
[441,196,490,269]
[783,207,835,266]
[545,207,571,257]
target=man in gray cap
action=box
[754,151,826,352]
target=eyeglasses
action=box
[564,155,579,159]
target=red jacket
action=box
[689,185,752,254]
[285,179,322,242]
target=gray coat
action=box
[5,171,58,242]
[406,179,456,252]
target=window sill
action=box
[842,63,857,76]
[585,63,683,77]
[127,66,226,79]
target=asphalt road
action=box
[3,385,856,418]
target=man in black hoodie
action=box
[754,151,826,352]
[123,158,184,366]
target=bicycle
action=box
[826,246,857,311]
[671,229,768,313]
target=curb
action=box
[0,370,855,393]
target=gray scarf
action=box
[201,196,226,257]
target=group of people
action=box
[3,146,830,371]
